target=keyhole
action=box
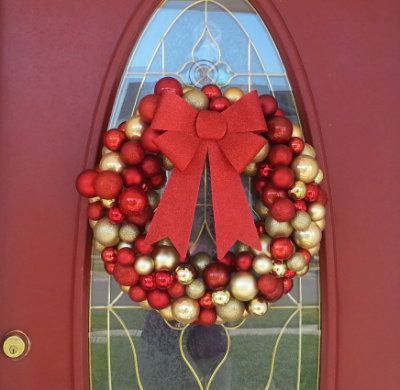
[9,345,17,355]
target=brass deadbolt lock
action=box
[2,331,30,360]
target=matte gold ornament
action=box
[183,89,209,110]
[286,252,307,272]
[99,152,125,173]
[301,143,316,158]
[120,285,130,293]
[291,155,319,183]
[182,85,194,94]
[212,289,231,306]
[315,218,326,231]
[308,202,326,221]
[293,222,322,249]
[292,124,304,140]
[314,169,324,184]
[119,222,140,243]
[297,265,309,276]
[254,200,270,219]
[153,245,179,271]
[223,87,244,103]
[162,155,174,170]
[172,297,200,324]
[125,115,145,140]
[251,234,272,256]
[272,262,287,277]
[186,279,206,299]
[291,211,312,231]
[134,255,154,275]
[89,219,98,229]
[176,264,196,285]
[101,198,115,208]
[229,272,258,301]
[102,146,112,156]
[147,191,160,209]
[216,298,245,322]
[94,241,105,253]
[243,162,257,176]
[157,238,173,246]
[138,299,151,310]
[248,297,269,316]
[288,180,307,200]
[253,143,270,163]
[93,217,120,246]
[89,196,101,203]
[252,254,273,275]
[308,244,320,256]
[190,252,212,274]
[159,305,175,321]
[117,241,133,250]
[264,215,293,238]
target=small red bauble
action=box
[128,285,147,302]
[201,84,222,99]
[121,166,145,187]
[101,247,118,263]
[209,96,231,112]
[140,274,156,291]
[141,155,162,177]
[274,108,284,117]
[298,249,312,265]
[119,187,148,215]
[120,140,145,165]
[147,289,170,309]
[271,198,296,222]
[271,237,294,260]
[282,278,294,293]
[305,183,320,202]
[256,221,266,235]
[126,207,153,227]
[155,270,174,290]
[94,171,123,200]
[294,199,307,211]
[141,127,161,153]
[203,263,230,290]
[267,117,293,143]
[103,129,126,151]
[87,201,104,220]
[113,263,139,286]
[104,262,116,275]
[270,166,295,190]
[316,188,328,205]
[154,76,183,96]
[118,121,126,132]
[167,280,186,298]
[258,274,280,295]
[198,309,217,326]
[284,270,296,279]
[217,252,235,267]
[150,171,166,189]
[117,248,135,265]
[259,95,278,116]
[288,137,305,154]
[199,291,214,309]
[108,206,125,224]
[75,169,98,198]
[261,184,287,207]
[134,235,154,254]
[253,177,268,195]
[138,94,160,123]
[235,251,254,271]
[267,144,293,166]
[263,280,284,302]
[257,162,273,178]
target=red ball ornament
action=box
[271,198,296,222]
[263,280,284,302]
[167,280,186,298]
[268,144,293,166]
[209,96,231,112]
[316,188,328,205]
[270,166,294,190]
[217,252,235,268]
[282,278,294,293]
[305,183,320,202]
[267,117,293,143]
[284,270,296,279]
[201,84,222,99]
[271,238,294,260]
[141,127,161,153]
[274,108,285,117]
[150,171,166,189]
[294,199,307,211]
[101,247,118,263]
[120,140,145,165]
[257,162,273,178]
[261,183,287,207]
[259,95,278,116]
[199,291,215,309]
[93,171,123,200]
[140,274,156,291]
[256,221,266,235]
[104,262,115,275]
[121,166,145,187]
[154,76,183,96]
[76,169,98,198]
[258,274,279,295]
[141,155,162,177]
[117,248,135,265]
[108,206,125,224]
[298,249,312,265]
[128,285,147,302]
[119,187,148,215]
[203,263,230,290]
[147,289,170,309]
[126,207,153,227]
[87,201,104,220]
[235,251,254,271]
[138,94,160,123]
[155,270,174,290]
[253,177,268,195]
[134,235,154,255]
[113,263,139,286]
[103,129,126,151]
[288,137,305,154]
[198,309,217,326]
[118,121,126,132]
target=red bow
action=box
[145,91,267,259]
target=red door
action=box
[1,1,399,390]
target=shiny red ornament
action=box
[288,137,305,154]
[267,144,293,166]
[104,262,116,275]
[274,108,284,117]
[87,201,104,220]
[235,251,254,271]
[299,249,312,265]
[198,309,217,326]
[267,117,293,143]
[138,94,160,123]
[284,270,296,279]
[154,76,183,96]
[261,183,287,207]
[305,183,320,202]
[141,127,161,153]
[155,270,174,290]
[128,285,147,302]
[113,263,139,286]
[259,95,278,117]
[256,221,266,235]
[263,280,284,302]
[217,251,235,268]
[141,155,162,177]
[150,171,166,189]
[271,198,296,222]
[316,188,328,205]
[270,166,294,190]
[121,166,145,187]
[118,121,126,132]
[101,247,118,263]
[147,289,170,309]
[203,263,230,290]
[126,207,153,227]
[209,96,231,112]
[167,280,186,298]
[140,274,156,291]
[93,171,123,200]
[199,291,215,309]
[201,84,222,99]
[120,140,145,165]
[103,129,126,151]
[117,248,135,265]
[253,177,268,195]
[258,274,280,295]
[257,162,273,178]
[294,199,307,211]
[108,206,125,224]
[119,187,148,215]
[76,169,98,198]
[282,278,294,293]
[134,235,154,254]
[271,237,294,260]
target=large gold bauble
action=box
[89,219,98,229]
[288,180,307,200]
[315,218,326,231]
[212,289,231,306]
[291,155,319,183]
[153,245,179,271]
[297,265,309,277]
[253,143,270,163]
[254,200,270,219]
[243,162,257,176]
[252,254,273,275]
[292,124,304,140]
[162,155,174,170]
[272,262,287,277]
[190,252,212,274]
[93,217,120,246]
[118,241,133,250]
[223,87,244,103]
[286,252,307,272]
[308,244,320,256]
[183,89,209,110]
[134,255,154,275]
[308,202,326,221]
[248,297,269,316]
[125,115,145,140]
[291,211,312,231]
[175,264,196,285]
[186,279,206,299]
[314,169,324,184]
[293,222,322,249]
[159,305,175,321]
[157,238,173,246]
[251,234,272,256]
[264,215,293,238]
[99,152,125,173]
[147,191,160,209]
[172,297,200,324]
[301,143,316,158]
[138,299,151,310]
[93,241,105,253]
[230,272,258,301]
[119,222,140,243]
[216,298,245,322]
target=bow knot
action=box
[195,111,227,140]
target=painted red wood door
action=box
[1,1,399,390]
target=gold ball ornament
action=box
[182,85,194,94]
[183,89,209,110]
[243,161,257,176]
[288,180,307,200]
[186,279,206,299]
[153,245,180,271]
[172,297,200,324]
[159,305,175,321]
[134,255,154,275]
[216,298,245,322]
[89,219,98,229]
[301,143,316,158]
[138,299,151,310]
[248,297,269,316]
[314,169,324,184]
[292,124,304,140]
[93,217,120,246]
[229,272,258,301]
[162,155,174,170]
[272,262,287,277]
[253,143,270,163]
[254,200,270,219]
[251,234,272,256]
[190,252,212,274]
[212,289,231,306]
[215,315,225,325]
[286,252,307,272]
[265,215,293,238]
[102,146,112,156]
[99,152,125,173]
[147,191,160,209]
[315,218,326,231]
[308,202,326,221]
[120,285,130,293]
[293,222,322,249]
[223,87,244,103]
[125,115,145,140]
[297,265,309,277]
[119,222,140,243]
[291,211,312,231]
[157,238,173,246]
[308,244,320,256]
[117,241,133,250]
[291,155,319,183]
[252,254,273,275]
[89,196,101,203]
[237,243,250,253]
[175,264,196,285]
[93,241,105,253]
